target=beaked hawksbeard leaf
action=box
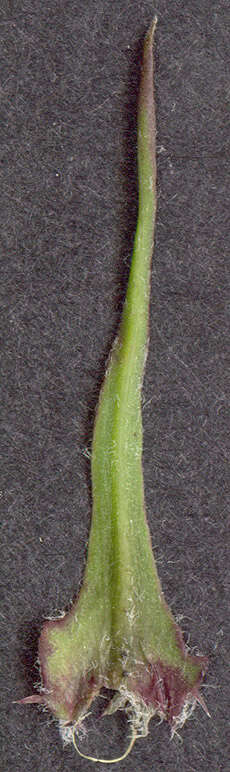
[17,19,208,762]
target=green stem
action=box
[87,16,157,653]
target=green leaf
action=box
[18,19,208,759]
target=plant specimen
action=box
[17,18,208,762]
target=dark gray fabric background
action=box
[1,0,229,770]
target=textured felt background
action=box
[1,0,229,770]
